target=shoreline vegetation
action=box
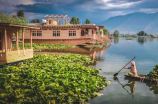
[0,54,109,104]
[12,43,77,52]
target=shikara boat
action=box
[124,74,158,84]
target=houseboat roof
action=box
[0,23,40,29]
[28,23,105,29]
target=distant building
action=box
[24,15,111,46]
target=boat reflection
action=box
[34,44,111,66]
[124,76,158,94]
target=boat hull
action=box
[124,74,158,84]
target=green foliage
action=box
[12,43,77,52]
[96,29,101,34]
[137,31,147,36]
[85,19,91,24]
[113,30,119,37]
[103,28,109,35]
[76,18,80,24]
[0,12,29,25]
[70,16,77,24]
[17,10,24,17]
[32,19,41,23]
[0,54,108,103]
[146,65,158,80]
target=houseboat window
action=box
[86,28,88,34]
[57,31,60,36]
[53,31,56,36]
[37,31,42,36]
[69,31,72,36]
[32,31,36,36]
[73,31,76,36]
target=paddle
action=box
[113,57,136,76]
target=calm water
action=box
[88,37,158,104]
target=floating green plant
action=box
[12,43,77,52]
[0,54,108,104]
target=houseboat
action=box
[24,15,111,46]
[0,23,39,65]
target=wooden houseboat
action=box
[24,15,111,46]
[0,23,39,65]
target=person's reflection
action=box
[123,80,136,93]
[113,77,134,98]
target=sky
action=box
[0,0,158,24]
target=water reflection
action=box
[113,76,135,99]
[138,37,147,44]
[34,44,111,66]
[113,37,119,44]
[146,82,158,94]
[124,76,158,94]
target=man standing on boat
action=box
[124,61,138,77]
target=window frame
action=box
[32,31,36,36]
[37,31,42,36]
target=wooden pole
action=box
[30,29,32,48]
[22,28,24,49]
[22,28,25,55]
[16,28,19,49]
[4,26,7,61]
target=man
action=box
[124,61,138,76]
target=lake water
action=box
[88,37,158,104]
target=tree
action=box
[85,19,91,24]
[32,19,41,23]
[103,28,109,35]
[96,29,101,34]
[113,30,119,37]
[76,18,80,24]
[0,12,28,25]
[17,10,24,17]
[137,31,147,36]
[0,11,29,37]
[70,16,77,24]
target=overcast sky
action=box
[0,0,158,23]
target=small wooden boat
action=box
[124,74,158,84]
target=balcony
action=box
[0,48,33,65]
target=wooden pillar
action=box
[22,28,24,49]
[4,27,7,60]
[16,28,19,49]
[30,29,32,48]
[22,28,25,55]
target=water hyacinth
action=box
[0,54,108,104]
[146,65,158,80]
[12,43,77,52]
